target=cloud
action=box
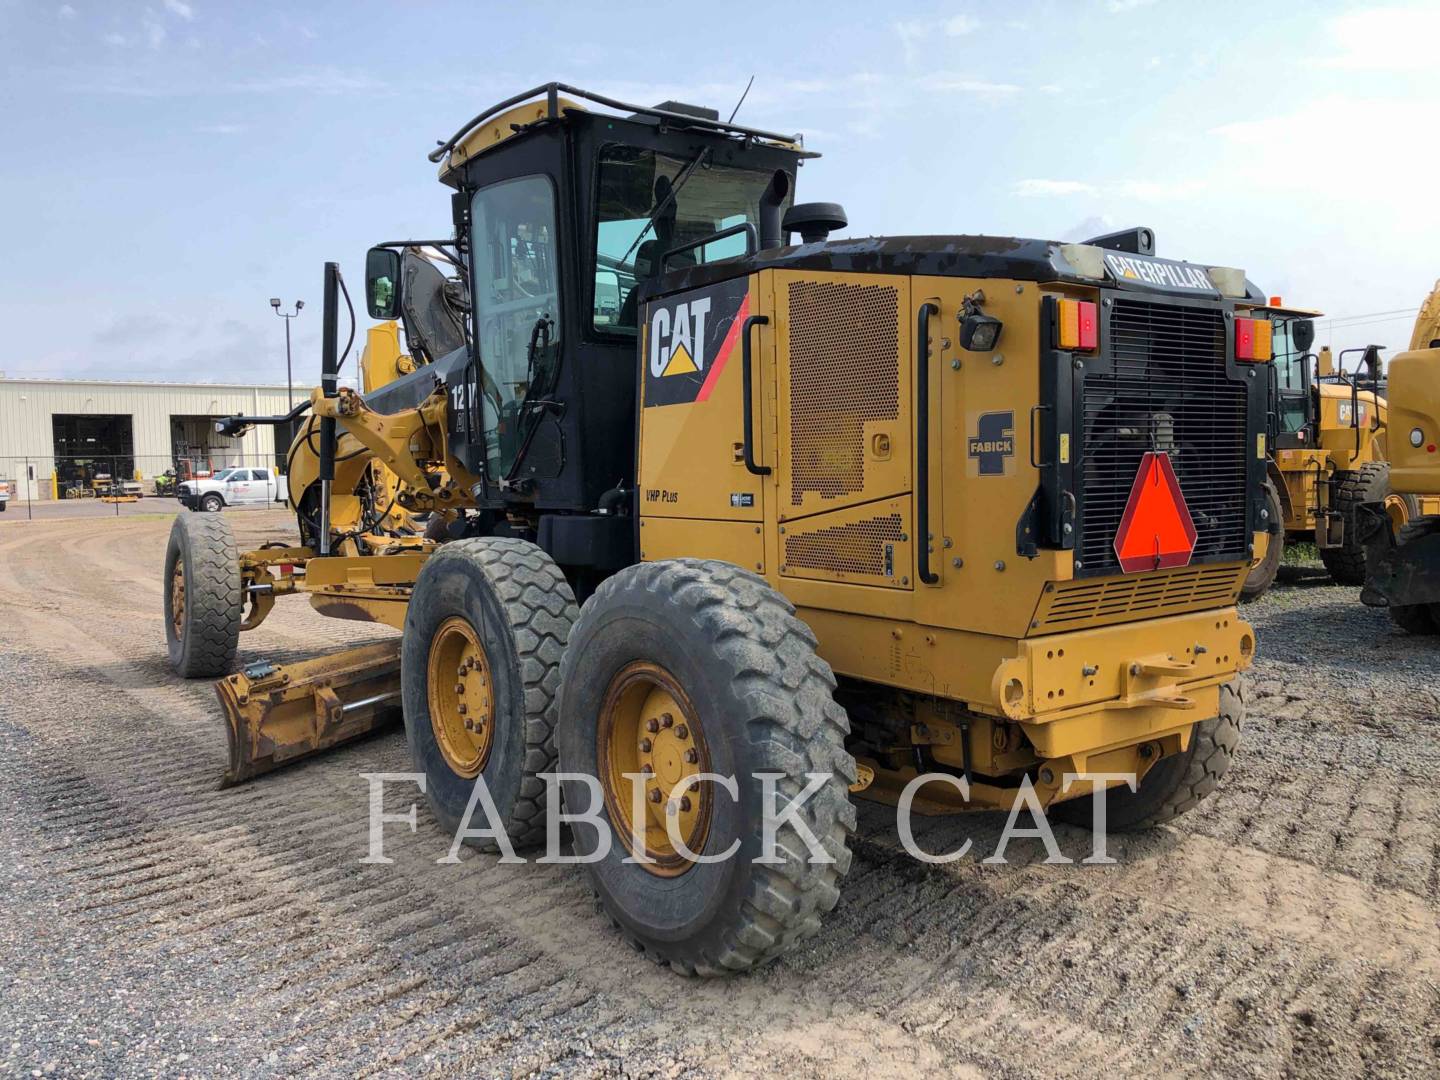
[1318,5,1440,71]
[895,13,982,62]
[1014,179,1097,197]
[942,14,979,35]
[71,66,390,98]
[924,74,1021,100]
[163,0,195,19]
[1013,177,1205,200]
[58,4,77,19]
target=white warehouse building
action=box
[0,377,298,499]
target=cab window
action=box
[592,146,791,332]
[469,175,562,478]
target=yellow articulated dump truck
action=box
[1246,305,1431,598]
[164,84,1273,974]
[1359,282,1440,633]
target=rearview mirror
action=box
[1292,318,1315,353]
[365,246,402,320]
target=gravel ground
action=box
[0,512,1437,1078]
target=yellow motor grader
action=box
[1244,305,1435,598]
[164,83,1274,975]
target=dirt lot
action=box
[0,511,1437,1078]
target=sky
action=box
[2,0,1437,385]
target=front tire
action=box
[201,493,224,513]
[1321,463,1417,585]
[557,559,857,976]
[163,512,242,677]
[1054,679,1244,831]
[401,538,577,852]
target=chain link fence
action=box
[0,453,293,521]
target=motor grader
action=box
[164,83,1273,975]
[1358,282,1440,633]
[1245,304,1437,599]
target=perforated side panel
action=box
[787,280,900,506]
[784,513,904,580]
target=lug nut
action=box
[457,703,467,715]
[641,764,653,775]
[679,796,692,812]
[648,789,662,803]
[639,738,652,752]
[458,665,467,677]
[661,713,674,729]
[675,724,688,739]
[455,683,465,693]
[684,748,698,764]
[646,718,660,733]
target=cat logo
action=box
[967,411,1015,477]
[650,298,711,377]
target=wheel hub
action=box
[599,662,712,876]
[170,561,186,638]
[426,616,495,777]
[1383,493,1410,532]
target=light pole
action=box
[270,298,304,407]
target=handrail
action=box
[429,82,806,164]
[741,315,770,476]
[661,222,758,273]
[916,302,940,585]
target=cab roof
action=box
[432,82,813,183]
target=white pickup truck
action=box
[177,467,289,512]
[0,478,10,512]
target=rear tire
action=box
[1054,679,1244,831]
[401,538,577,852]
[164,512,242,677]
[557,559,856,976]
[1241,481,1284,601]
[1386,520,1440,634]
[1320,463,1413,585]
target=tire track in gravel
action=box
[4,516,1440,1078]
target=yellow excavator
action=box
[1358,281,1440,631]
[165,83,1276,974]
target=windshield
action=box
[592,145,790,332]
[212,468,236,481]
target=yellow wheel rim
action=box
[170,560,186,638]
[599,662,712,877]
[1384,493,1411,534]
[426,616,496,778]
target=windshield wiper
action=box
[619,147,712,268]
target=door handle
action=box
[742,314,771,476]
[916,301,939,585]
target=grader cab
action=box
[165,83,1273,974]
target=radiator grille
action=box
[787,281,900,506]
[1036,564,1244,631]
[784,513,903,579]
[1078,299,1248,576]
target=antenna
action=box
[727,75,755,124]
